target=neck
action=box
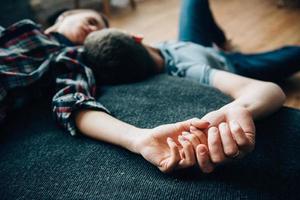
[146,46,165,73]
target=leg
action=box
[223,46,300,82]
[102,0,111,16]
[74,0,80,8]
[129,0,136,9]
[179,0,226,47]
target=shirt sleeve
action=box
[183,63,217,86]
[51,47,110,136]
[208,68,217,86]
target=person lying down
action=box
[80,28,285,173]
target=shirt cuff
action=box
[208,69,217,86]
[61,93,110,136]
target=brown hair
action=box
[83,29,157,85]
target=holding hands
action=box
[137,106,256,173]
[187,105,256,173]
[77,72,284,175]
[136,118,210,173]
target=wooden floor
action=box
[109,0,300,109]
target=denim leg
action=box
[179,0,226,47]
[224,46,300,82]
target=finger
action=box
[218,122,239,157]
[196,144,215,173]
[227,107,256,134]
[244,131,255,153]
[177,135,196,168]
[182,131,201,150]
[190,118,210,129]
[175,120,194,132]
[201,110,225,127]
[175,118,209,134]
[229,121,250,149]
[207,127,227,164]
[161,137,181,173]
[190,126,208,146]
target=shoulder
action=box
[2,19,41,34]
[0,19,46,46]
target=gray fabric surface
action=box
[0,74,299,200]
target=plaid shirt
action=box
[0,20,109,135]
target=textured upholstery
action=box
[1,75,299,199]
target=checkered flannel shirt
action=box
[0,20,109,135]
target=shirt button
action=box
[74,93,84,101]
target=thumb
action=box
[175,118,210,132]
[190,118,210,129]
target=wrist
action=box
[123,126,150,154]
[221,102,254,117]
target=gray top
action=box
[156,41,229,85]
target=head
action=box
[83,28,158,85]
[45,9,109,45]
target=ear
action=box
[132,34,144,44]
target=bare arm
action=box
[187,70,286,173]
[75,109,210,173]
[74,70,286,173]
[75,110,140,153]
[212,70,286,119]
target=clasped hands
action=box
[136,106,256,173]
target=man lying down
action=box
[81,28,286,173]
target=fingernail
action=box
[199,146,206,155]
[230,121,239,128]
[180,135,189,142]
[191,120,210,127]
[178,135,184,141]
[209,127,218,133]
[205,121,211,126]
[182,131,190,136]
[219,122,226,130]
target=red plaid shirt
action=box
[0,20,109,135]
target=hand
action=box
[203,105,256,156]
[187,106,256,173]
[135,119,209,173]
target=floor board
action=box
[110,0,300,109]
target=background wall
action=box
[0,0,35,27]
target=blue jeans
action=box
[223,48,300,81]
[179,0,226,47]
[179,0,300,82]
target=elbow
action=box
[265,82,286,106]
[271,82,286,105]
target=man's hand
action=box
[187,106,256,173]
[134,119,210,173]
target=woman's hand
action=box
[134,119,210,173]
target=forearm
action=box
[213,70,286,119]
[222,82,285,119]
[75,110,144,154]
[75,110,207,173]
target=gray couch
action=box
[1,75,299,199]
